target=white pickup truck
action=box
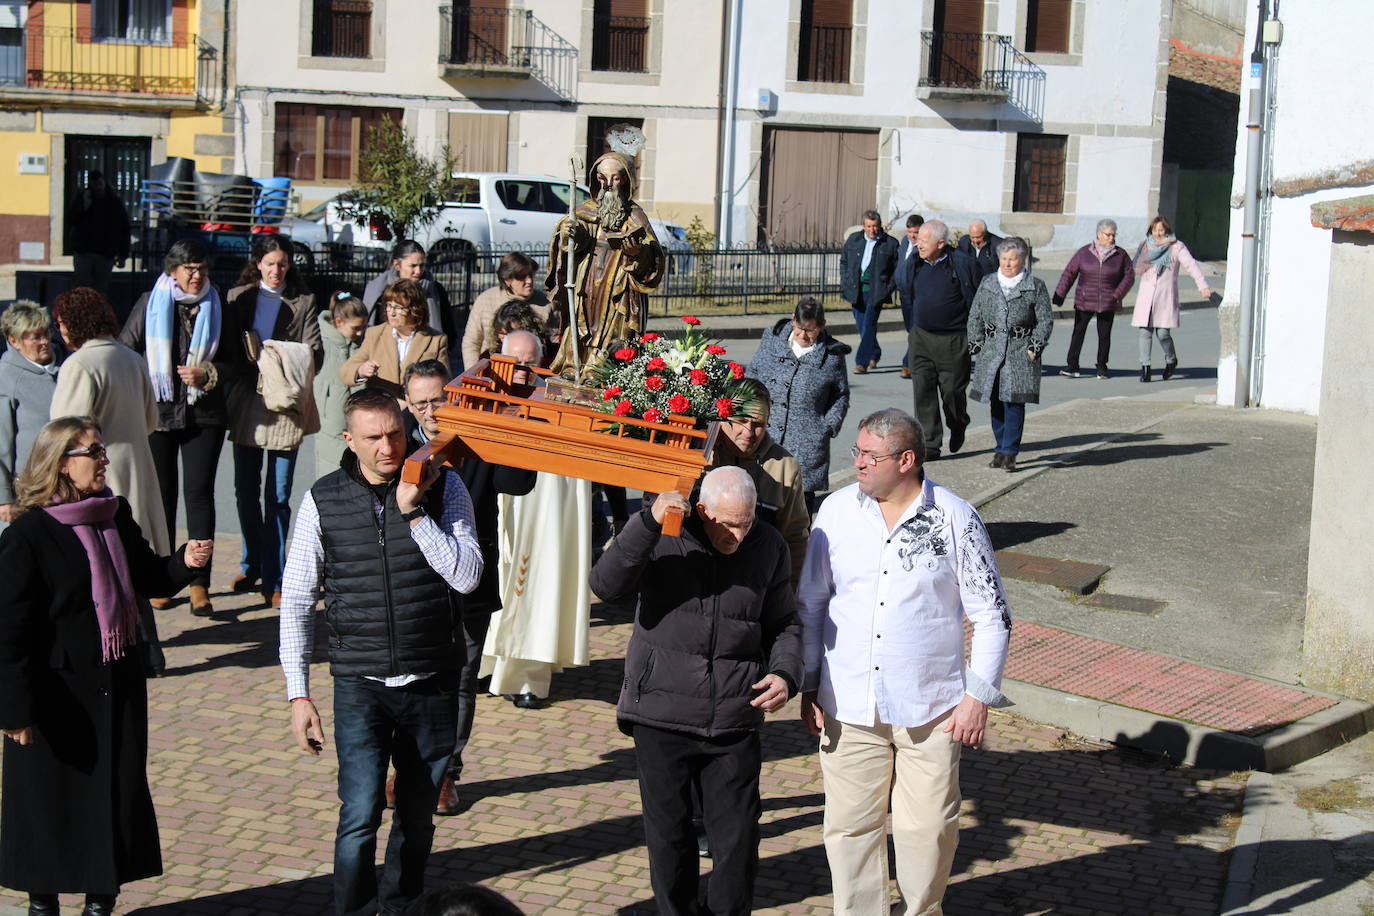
[327,171,687,266]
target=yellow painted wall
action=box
[0,122,55,216]
[165,112,230,160]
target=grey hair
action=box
[1,300,49,340]
[969,219,987,232]
[698,465,756,512]
[857,408,926,465]
[1095,218,1118,235]
[995,236,1029,261]
[921,219,949,243]
[861,209,881,224]
[500,328,544,361]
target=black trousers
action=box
[148,423,225,587]
[1065,308,1116,372]
[445,609,492,779]
[633,724,761,916]
[907,326,970,452]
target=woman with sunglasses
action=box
[0,417,212,916]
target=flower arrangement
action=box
[586,316,758,431]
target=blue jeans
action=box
[850,286,883,368]
[233,444,297,593]
[333,674,460,916]
[989,378,1026,455]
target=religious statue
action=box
[546,140,666,378]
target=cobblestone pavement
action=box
[0,560,1246,915]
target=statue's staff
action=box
[565,155,583,377]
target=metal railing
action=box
[438,5,577,100]
[311,0,372,58]
[0,24,220,105]
[920,31,1045,121]
[797,24,851,83]
[591,14,649,73]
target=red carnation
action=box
[603,385,623,400]
[681,315,701,326]
[645,375,665,391]
[728,361,745,379]
[613,399,633,416]
[668,393,691,414]
[706,344,727,356]
[643,407,665,423]
[641,332,661,342]
[646,356,667,371]
[688,368,709,386]
[614,347,637,361]
[716,397,735,419]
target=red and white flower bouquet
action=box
[586,316,758,432]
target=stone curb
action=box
[1219,770,1274,914]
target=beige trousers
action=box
[818,712,961,916]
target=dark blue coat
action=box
[839,230,900,306]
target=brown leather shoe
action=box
[436,775,462,815]
[900,367,911,379]
[853,364,867,374]
[267,591,282,608]
[385,772,396,809]
[189,585,213,617]
[231,574,258,593]
[149,597,173,610]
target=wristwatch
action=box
[400,506,426,522]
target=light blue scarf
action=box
[1146,236,1176,276]
[146,272,221,404]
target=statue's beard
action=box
[596,186,628,231]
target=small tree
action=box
[333,118,459,241]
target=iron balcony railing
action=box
[920,31,1045,121]
[0,23,221,107]
[438,4,577,100]
[590,14,649,73]
[797,23,851,83]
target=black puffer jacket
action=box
[591,507,803,738]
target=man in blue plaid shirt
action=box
[279,388,482,916]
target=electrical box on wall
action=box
[756,89,776,115]
[18,153,48,175]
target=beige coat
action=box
[460,285,550,369]
[717,432,809,590]
[340,322,448,399]
[49,337,170,554]
[230,340,321,451]
[224,284,323,452]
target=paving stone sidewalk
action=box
[0,548,1246,915]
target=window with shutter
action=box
[1013,134,1067,213]
[274,103,402,185]
[592,0,649,72]
[1026,0,1071,54]
[797,0,852,83]
[311,0,372,59]
[930,0,984,86]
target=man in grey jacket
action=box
[590,466,802,916]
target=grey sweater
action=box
[0,348,59,504]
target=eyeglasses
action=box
[65,443,108,460]
[409,397,446,413]
[850,445,905,467]
[176,264,208,276]
[385,303,411,313]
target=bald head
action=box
[500,329,543,364]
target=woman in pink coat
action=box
[1131,216,1212,382]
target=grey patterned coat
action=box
[967,272,1053,405]
[746,319,850,492]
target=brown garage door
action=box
[759,126,878,245]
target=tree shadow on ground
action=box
[125,722,1374,915]
[1058,440,1225,467]
[984,521,1076,551]
[1019,431,1162,453]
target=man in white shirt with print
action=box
[798,407,1011,915]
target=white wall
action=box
[1216,0,1374,414]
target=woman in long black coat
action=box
[0,417,211,916]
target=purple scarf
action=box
[43,492,138,663]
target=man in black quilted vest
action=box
[278,388,482,916]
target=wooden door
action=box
[932,0,984,87]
